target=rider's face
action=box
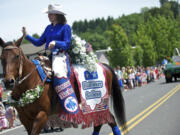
[48,14,57,24]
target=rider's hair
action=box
[56,14,67,25]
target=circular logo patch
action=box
[64,96,78,113]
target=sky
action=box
[0,0,160,41]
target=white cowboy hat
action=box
[43,4,66,15]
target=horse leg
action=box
[109,122,122,135]
[22,121,32,135]
[92,125,102,135]
[17,112,33,135]
[30,111,48,135]
[108,114,122,135]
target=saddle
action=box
[34,56,53,79]
[33,55,76,84]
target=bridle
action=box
[3,46,37,85]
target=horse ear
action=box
[0,38,5,48]
[15,35,24,47]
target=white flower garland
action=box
[69,35,98,72]
[7,85,44,107]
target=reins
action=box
[16,66,38,85]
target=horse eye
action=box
[15,55,19,59]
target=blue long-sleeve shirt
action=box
[25,23,71,52]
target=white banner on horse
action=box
[73,63,109,114]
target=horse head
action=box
[0,36,24,89]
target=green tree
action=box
[133,45,143,66]
[141,7,150,14]
[119,45,134,66]
[169,1,180,18]
[115,13,144,46]
[145,1,180,20]
[160,0,169,7]
[142,37,156,66]
[134,15,180,65]
[108,24,134,67]
[80,32,108,50]
[134,24,156,66]
[146,15,180,61]
[32,33,40,38]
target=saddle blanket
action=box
[73,63,112,127]
[32,60,51,82]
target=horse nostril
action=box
[7,79,15,84]
[4,78,15,89]
[9,79,15,84]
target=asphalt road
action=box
[1,77,180,135]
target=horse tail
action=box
[104,64,127,130]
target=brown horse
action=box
[0,36,127,135]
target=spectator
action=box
[154,67,158,80]
[122,67,129,90]
[145,67,151,83]
[116,66,124,89]
[128,70,136,89]
[141,70,147,85]
[131,68,136,87]
[5,106,16,128]
[135,71,142,87]
[0,102,8,130]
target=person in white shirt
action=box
[117,66,124,89]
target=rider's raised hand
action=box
[22,27,27,36]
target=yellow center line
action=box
[123,87,180,134]
[109,84,180,135]
[125,84,180,126]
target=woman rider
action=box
[22,4,80,123]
